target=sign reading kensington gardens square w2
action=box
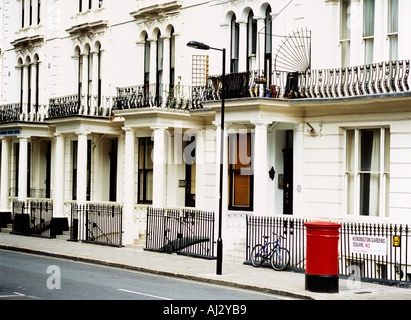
[349,235,388,256]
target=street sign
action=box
[349,235,387,256]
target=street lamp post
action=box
[187,41,225,275]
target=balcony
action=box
[204,59,411,102]
[48,94,114,119]
[0,103,48,124]
[113,83,210,111]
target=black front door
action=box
[283,130,293,215]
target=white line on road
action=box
[118,288,172,300]
[0,292,26,298]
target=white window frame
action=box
[344,127,390,218]
[387,0,399,61]
[340,0,351,67]
[363,0,375,65]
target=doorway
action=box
[184,135,196,208]
[283,130,293,215]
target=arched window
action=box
[230,14,239,73]
[18,59,24,112]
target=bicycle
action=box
[250,233,290,271]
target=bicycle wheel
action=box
[271,247,290,271]
[250,244,265,267]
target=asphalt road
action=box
[0,249,290,301]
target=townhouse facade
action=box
[0,0,411,259]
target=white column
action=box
[76,132,89,205]
[238,21,247,72]
[136,41,145,85]
[214,121,228,237]
[32,0,38,26]
[116,134,124,204]
[30,62,37,119]
[195,129,205,209]
[149,38,157,85]
[255,16,265,72]
[152,126,168,208]
[122,128,137,245]
[24,0,30,27]
[18,136,29,202]
[0,138,11,212]
[162,36,170,85]
[22,64,29,118]
[293,123,304,217]
[53,134,65,217]
[91,51,99,112]
[398,0,411,60]
[81,54,89,114]
[253,121,269,216]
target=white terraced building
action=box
[0,0,411,268]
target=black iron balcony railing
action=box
[48,94,114,119]
[114,83,211,111]
[0,103,48,123]
[204,59,411,102]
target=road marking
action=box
[0,292,26,298]
[118,288,172,300]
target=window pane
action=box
[347,173,355,215]
[388,0,399,33]
[363,0,375,37]
[384,128,390,172]
[346,129,355,171]
[360,129,380,172]
[364,38,374,65]
[233,174,250,207]
[146,170,153,201]
[341,41,350,67]
[360,172,380,216]
[389,35,398,61]
[341,0,351,40]
[228,133,253,209]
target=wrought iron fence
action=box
[70,203,123,247]
[11,200,54,237]
[114,83,210,110]
[203,59,411,101]
[145,207,216,259]
[0,103,48,123]
[48,94,114,118]
[339,223,410,283]
[246,215,411,284]
[246,216,307,270]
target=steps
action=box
[125,234,146,250]
[1,223,13,233]
[55,230,71,241]
[224,239,247,263]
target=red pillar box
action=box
[304,221,341,293]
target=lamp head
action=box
[187,41,210,50]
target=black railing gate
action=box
[70,204,123,247]
[246,215,411,285]
[145,207,216,259]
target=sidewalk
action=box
[0,232,410,300]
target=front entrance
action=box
[283,130,293,215]
[184,135,196,208]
